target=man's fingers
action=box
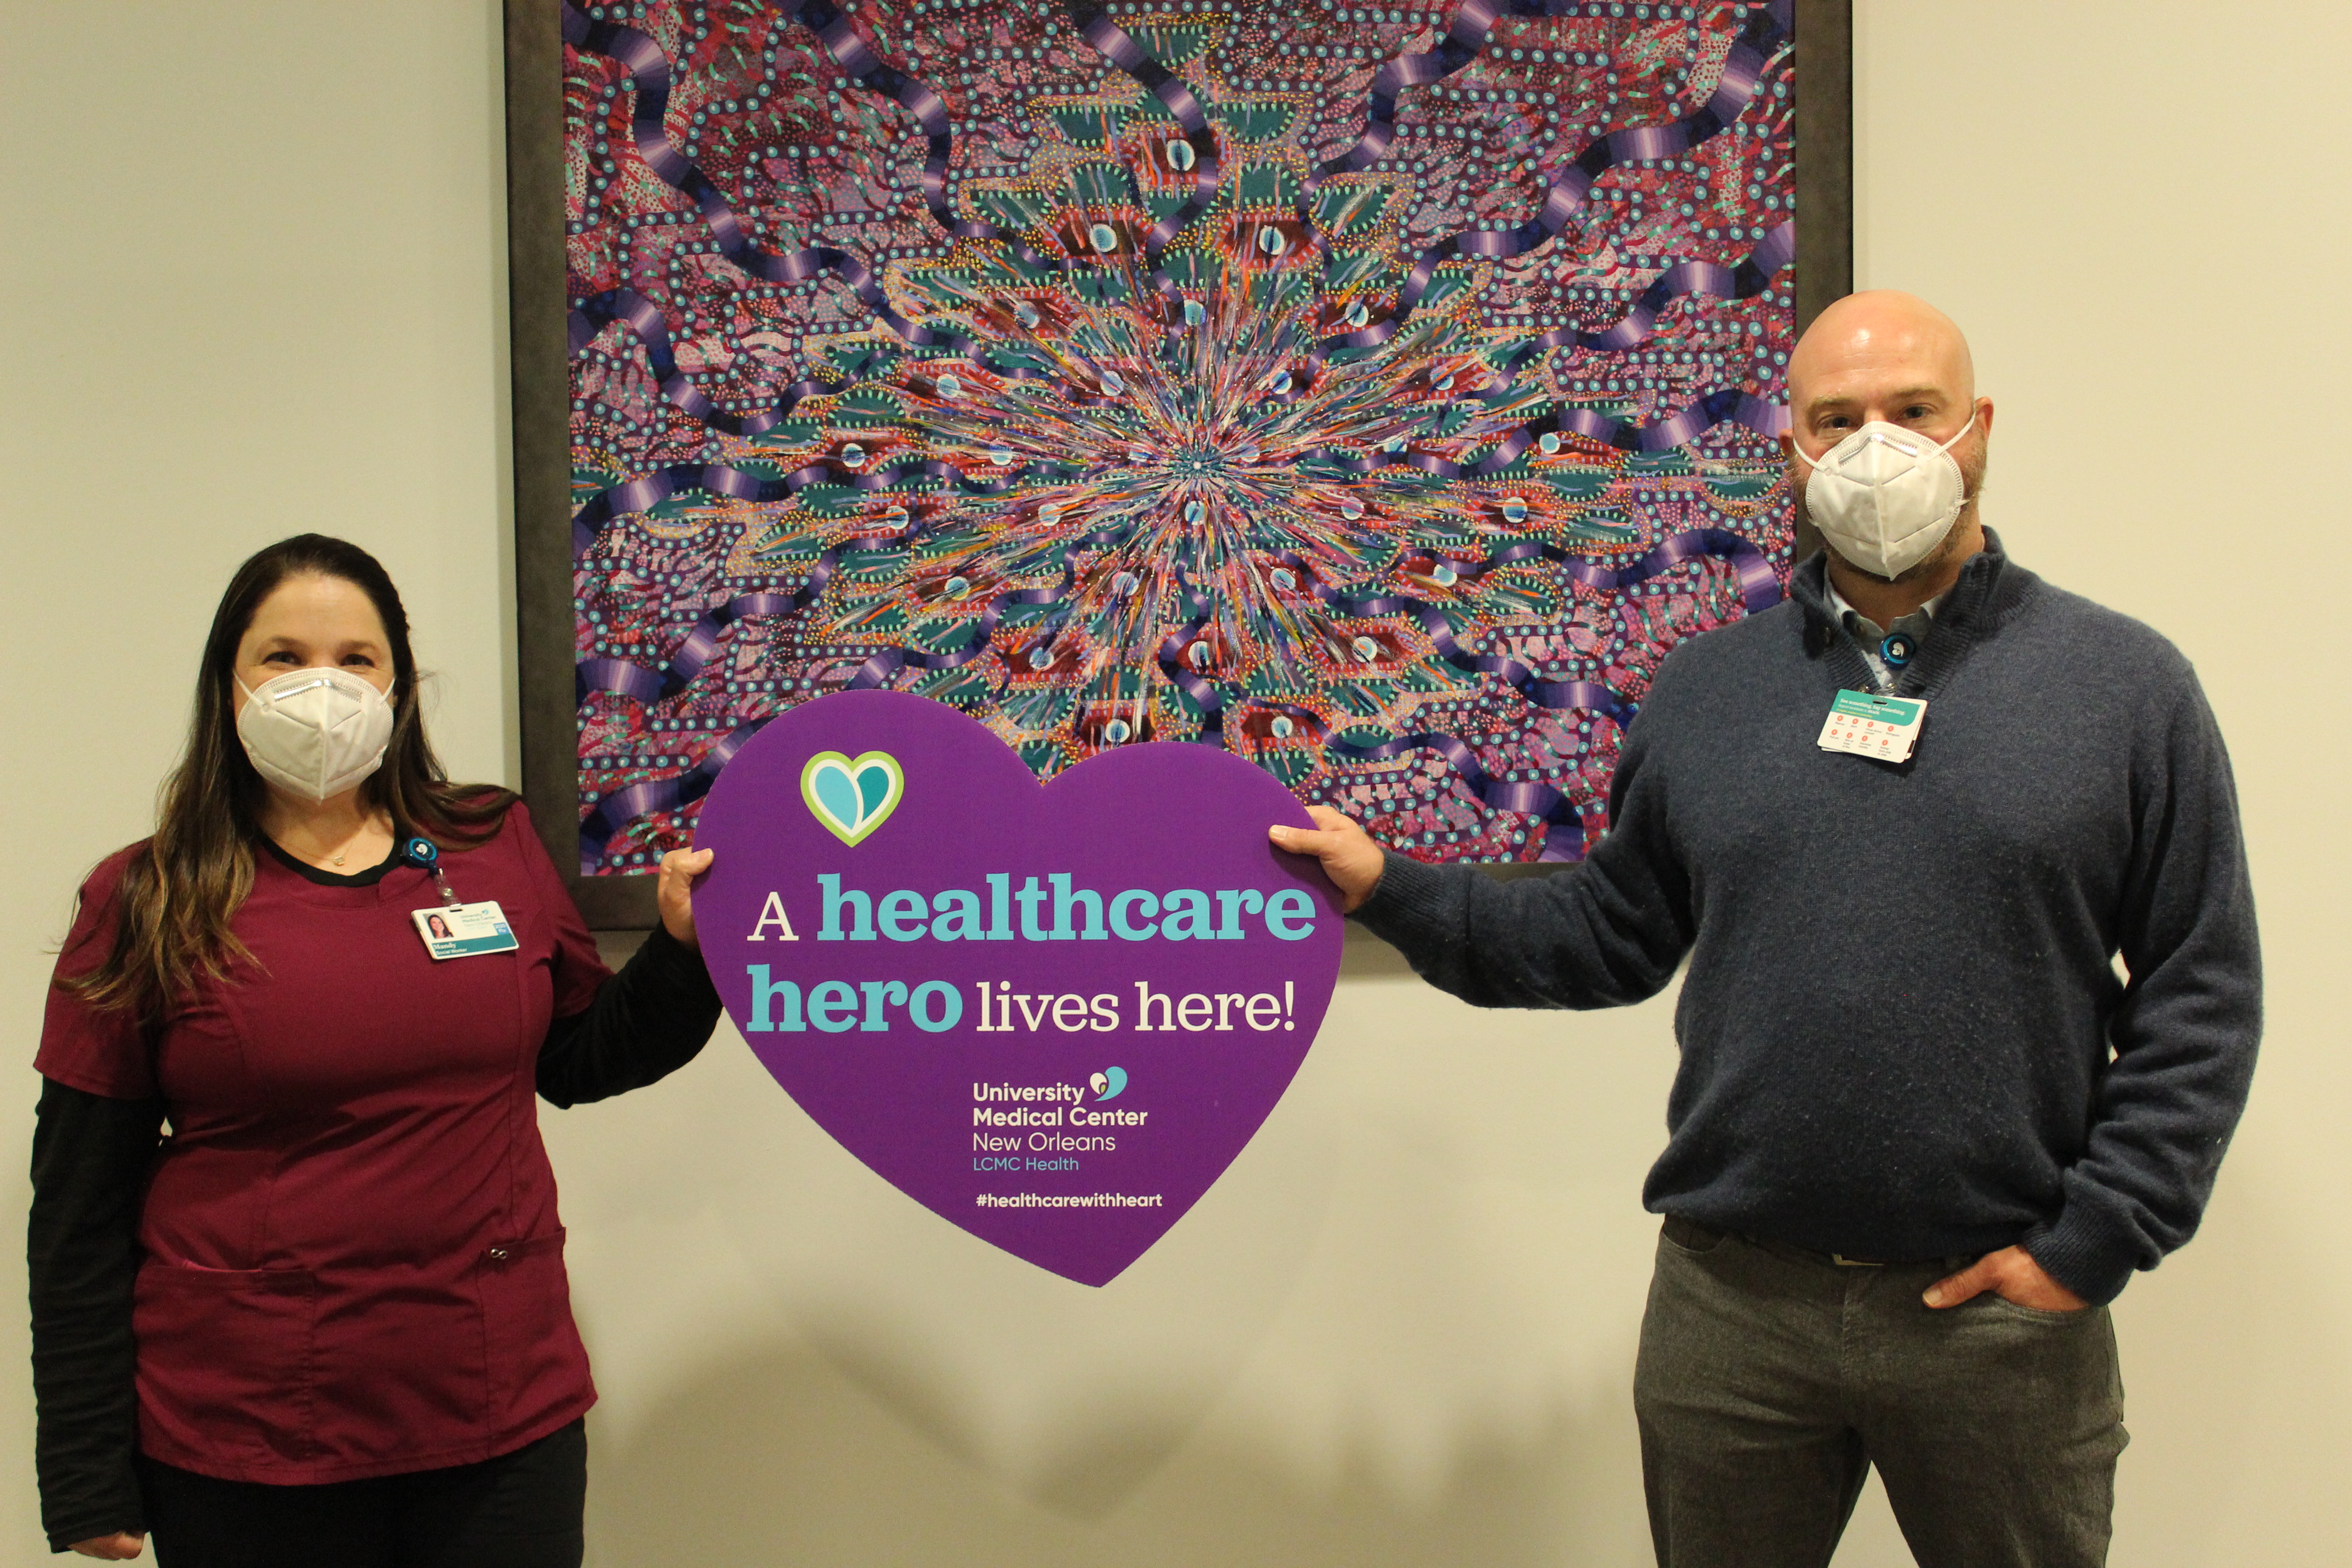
[1268,823,1341,855]
[1924,1260,1990,1309]
[1268,806,1382,913]
[1270,805,1362,855]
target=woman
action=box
[32,536,720,1565]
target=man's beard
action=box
[1791,440,1992,586]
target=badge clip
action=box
[402,835,461,909]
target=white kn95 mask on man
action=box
[1798,409,1978,579]
[235,667,396,801]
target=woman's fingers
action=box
[656,848,714,948]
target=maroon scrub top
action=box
[38,804,610,1484]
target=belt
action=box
[1663,1214,1970,1271]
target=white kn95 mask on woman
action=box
[235,667,395,801]
[1798,409,1978,579]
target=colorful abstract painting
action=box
[563,0,1799,874]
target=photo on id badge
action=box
[411,901,519,960]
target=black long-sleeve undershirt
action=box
[29,1083,160,1551]
[29,915,721,1551]
[534,926,721,1109]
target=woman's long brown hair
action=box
[65,535,516,1019]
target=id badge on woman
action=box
[412,902,518,960]
[400,835,519,960]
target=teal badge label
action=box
[1818,688,1928,765]
[1829,690,1923,726]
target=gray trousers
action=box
[1634,1218,2127,1568]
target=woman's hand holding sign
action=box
[1268,807,1385,914]
[658,847,715,947]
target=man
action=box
[1271,291,2259,1568]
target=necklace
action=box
[285,826,374,869]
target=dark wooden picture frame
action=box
[504,0,1854,931]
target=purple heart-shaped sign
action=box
[693,690,1343,1286]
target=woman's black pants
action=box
[137,1418,586,1568]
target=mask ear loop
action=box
[1935,405,1980,453]
[1933,404,1982,518]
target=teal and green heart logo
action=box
[799,750,904,846]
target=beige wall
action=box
[1,3,2344,1563]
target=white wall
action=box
[1,4,2344,1564]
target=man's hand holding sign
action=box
[1267,807,1384,915]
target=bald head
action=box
[1788,291,1976,446]
[1784,289,1990,505]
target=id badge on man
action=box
[411,902,519,960]
[1818,689,1926,764]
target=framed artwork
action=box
[506,0,1852,928]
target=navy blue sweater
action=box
[1357,541,2260,1303]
